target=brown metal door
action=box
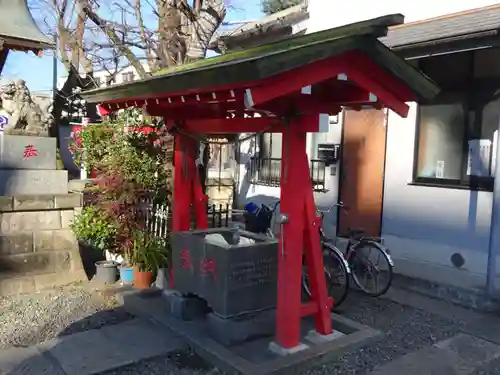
[338,109,387,237]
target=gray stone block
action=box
[33,229,77,252]
[165,293,209,321]
[13,195,55,211]
[207,309,276,346]
[1,211,61,234]
[60,210,75,229]
[0,135,56,170]
[0,233,34,255]
[68,179,94,193]
[0,170,68,196]
[54,193,82,208]
[0,251,72,276]
[0,197,13,212]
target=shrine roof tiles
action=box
[0,0,55,50]
[81,14,439,105]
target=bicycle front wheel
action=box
[302,244,350,309]
[349,240,394,297]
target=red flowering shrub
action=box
[81,118,173,262]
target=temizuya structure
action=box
[0,0,55,74]
[81,14,439,352]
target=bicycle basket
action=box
[243,205,273,234]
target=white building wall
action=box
[383,105,495,288]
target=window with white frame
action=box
[413,48,500,191]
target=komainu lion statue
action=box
[0,79,52,134]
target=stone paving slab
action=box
[368,334,500,375]
[0,318,186,375]
[0,345,65,375]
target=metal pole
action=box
[486,122,500,296]
[52,33,57,98]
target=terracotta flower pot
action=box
[133,268,154,289]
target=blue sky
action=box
[2,0,263,93]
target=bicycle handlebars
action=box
[317,201,347,214]
[252,200,347,214]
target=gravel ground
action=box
[0,282,134,349]
[97,291,467,375]
[473,357,500,375]
[300,292,465,375]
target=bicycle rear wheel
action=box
[349,240,393,297]
[302,244,350,309]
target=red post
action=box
[172,132,193,233]
[275,115,333,349]
[171,131,209,286]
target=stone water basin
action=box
[171,228,278,318]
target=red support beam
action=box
[246,56,347,108]
[175,116,325,134]
[342,51,411,117]
[274,114,333,350]
[145,103,232,119]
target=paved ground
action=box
[3,284,500,374]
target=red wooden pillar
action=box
[275,115,333,349]
[171,131,209,286]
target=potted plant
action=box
[70,205,118,283]
[130,231,169,289]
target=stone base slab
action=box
[0,169,68,195]
[118,290,384,375]
[163,292,210,321]
[304,329,345,345]
[0,134,56,170]
[207,309,276,346]
[0,193,82,212]
[268,341,309,356]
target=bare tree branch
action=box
[82,4,149,78]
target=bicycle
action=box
[326,202,395,297]
[242,200,351,310]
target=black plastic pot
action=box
[78,242,105,280]
[94,260,118,284]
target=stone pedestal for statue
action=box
[0,134,68,195]
[0,134,87,295]
[0,79,87,295]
